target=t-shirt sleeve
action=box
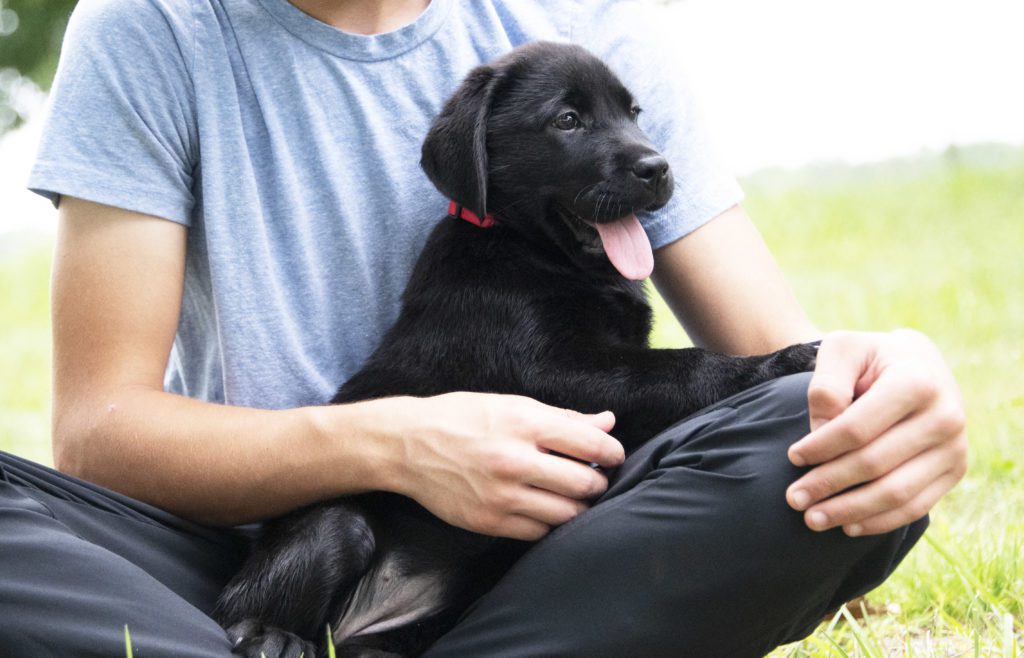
[571,0,744,249]
[28,0,198,226]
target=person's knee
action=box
[710,443,928,651]
[741,370,814,423]
[657,372,813,485]
[647,375,928,651]
[721,371,928,601]
[688,472,926,653]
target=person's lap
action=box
[0,373,926,657]
[425,372,927,656]
[0,450,249,656]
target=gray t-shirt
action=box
[29,0,743,410]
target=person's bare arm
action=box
[51,197,622,532]
[652,204,966,536]
[652,204,820,354]
[51,197,403,524]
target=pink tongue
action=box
[594,214,654,280]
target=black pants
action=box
[0,374,926,657]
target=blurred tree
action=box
[0,0,77,134]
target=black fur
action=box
[215,42,817,657]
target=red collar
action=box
[448,201,498,228]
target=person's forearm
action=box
[53,388,412,526]
[652,205,820,354]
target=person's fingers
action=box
[840,471,960,536]
[489,514,551,541]
[798,445,954,531]
[790,362,933,467]
[525,453,609,500]
[779,329,967,533]
[508,486,589,527]
[533,413,625,468]
[787,410,941,510]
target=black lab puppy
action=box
[215,42,817,658]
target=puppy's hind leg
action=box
[215,500,376,657]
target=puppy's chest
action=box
[550,280,652,346]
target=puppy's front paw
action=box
[226,619,318,658]
[775,341,819,375]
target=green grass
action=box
[4,145,1023,655]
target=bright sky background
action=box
[668,0,1024,172]
[2,0,1022,235]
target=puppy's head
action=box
[421,41,674,280]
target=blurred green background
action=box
[0,0,74,132]
[1,0,1022,655]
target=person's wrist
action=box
[363,396,423,497]
[306,396,421,497]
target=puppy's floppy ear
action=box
[421,66,502,219]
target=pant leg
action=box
[425,373,928,658]
[0,451,251,657]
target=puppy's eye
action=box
[630,106,642,122]
[554,112,582,131]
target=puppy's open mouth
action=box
[563,208,656,281]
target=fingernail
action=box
[810,417,825,432]
[807,510,829,530]
[846,524,863,537]
[790,489,810,510]
[789,449,806,467]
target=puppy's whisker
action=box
[597,192,609,222]
[574,182,600,202]
[572,182,602,212]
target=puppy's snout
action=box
[631,155,670,188]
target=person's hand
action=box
[392,392,624,541]
[786,329,968,536]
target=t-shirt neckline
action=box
[255,0,452,61]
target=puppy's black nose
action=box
[632,155,670,186]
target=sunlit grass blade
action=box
[1003,612,1018,658]
[924,533,1008,616]
[838,604,881,658]
[819,631,852,657]
[855,599,884,652]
